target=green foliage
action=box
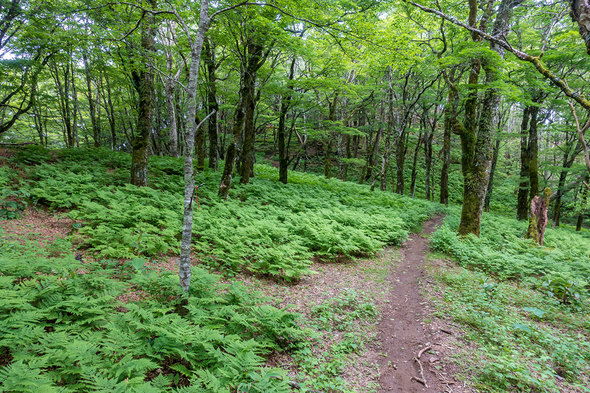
[15,148,435,281]
[431,265,590,392]
[295,289,379,392]
[0,237,301,392]
[0,189,27,220]
[430,212,590,303]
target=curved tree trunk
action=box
[570,0,590,55]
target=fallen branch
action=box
[413,356,429,388]
[418,345,432,359]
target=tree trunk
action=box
[204,38,219,169]
[527,188,551,245]
[517,107,531,219]
[570,0,590,55]
[278,57,296,184]
[130,1,157,187]
[395,128,406,194]
[83,53,100,147]
[179,0,211,293]
[528,105,540,198]
[410,131,422,198]
[458,0,522,236]
[240,41,268,185]
[484,138,500,211]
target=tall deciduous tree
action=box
[130,0,157,187]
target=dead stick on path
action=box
[413,356,428,388]
[418,346,431,359]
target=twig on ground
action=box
[411,376,427,386]
[418,345,431,359]
[413,356,429,388]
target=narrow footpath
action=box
[377,216,460,393]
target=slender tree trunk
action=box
[204,38,219,169]
[410,131,422,198]
[70,60,79,147]
[424,128,434,200]
[395,127,406,194]
[83,53,99,147]
[130,1,157,187]
[528,105,540,198]
[278,57,296,184]
[484,138,500,211]
[517,107,531,219]
[179,0,211,293]
[240,41,268,185]
[102,72,117,149]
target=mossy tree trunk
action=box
[130,0,157,187]
[458,0,523,236]
[527,188,551,245]
[570,0,590,55]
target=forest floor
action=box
[0,210,470,392]
[233,215,472,393]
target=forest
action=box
[0,0,589,392]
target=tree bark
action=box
[484,138,500,212]
[130,0,157,187]
[570,0,590,55]
[179,0,212,293]
[278,57,296,184]
[240,40,269,185]
[458,0,523,236]
[527,188,551,245]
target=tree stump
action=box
[527,188,551,245]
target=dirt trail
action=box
[377,216,458,393]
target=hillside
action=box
[0,147,588,392]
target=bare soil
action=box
[377,216,467,393]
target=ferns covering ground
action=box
[10,147,435,280]
[0,147,436,392]
[0,147,588,392]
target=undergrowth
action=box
[0,234,303,392]
[428,209,590,391]
[8,146,436,281]
[430,211,590,304]
[428,261,590,392]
